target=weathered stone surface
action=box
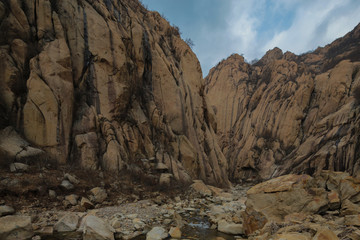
[345,215,360,226]
[312,228,339,240]
[9,162,29,172]
[0,206,15,217]
[54,214,80,232]
[0,127,45,164]
[146,227,168,240]
[0,215,33,240]
[78,215,115,240]
[65,194,79,206]
[81,197,94,209]
[217,219,243,235]
[190,180,212,196]
[205,24,360,181]
[60,180,74,190]
[90,187,107,203]
[159,173,173,186]
[274,232,311,240]
[0,0,229,186]
[169,226,181,238]
[64,173,80,185]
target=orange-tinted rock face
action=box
[0,0,229,186]
[205,24,360,182]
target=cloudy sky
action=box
[140,0,360,77]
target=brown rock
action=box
[313,228,339,240]
[169,227,181,238]
[274,232,311,240]
[190,180,212,196]
[80,197,94,209]
[0,215,33,240]
[345,215,360,226]
[90,187,107,203]
[341,199,360,216]
[205,24,360,181]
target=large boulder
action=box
[243,172,360,235]
[54,213,80,232]
[0,215,33,240]
[78,215,115,240]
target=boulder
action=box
[80,197,94,209]
[274,232,311,240]
[345,215,360,226]
[313,228,339,240]
[54,213,80,232]
[60,180,74,190]
[64,173,80,185]
[0,127,45,164]
[0,215,33,240]
[190,180,212,196]
[146,227,169,240]
[49,190,57,199]
[78,215,115,240]
[217,219,243,235]
[159,173,173,186]
[169,227,181,238]
[90,187,107,203]
[65,194,79,206]
[9,162,29,172]
[0,205,15,217]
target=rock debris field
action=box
[1,166,360,239]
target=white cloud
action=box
[262,0,360,54]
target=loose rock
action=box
[0,205,15,217]
[146,227,169,240]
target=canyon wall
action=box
[0,0,229,186]
[205,24,360,181]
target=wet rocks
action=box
[0,215,33,240]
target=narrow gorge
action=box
[1,0,360,239]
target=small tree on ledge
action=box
[185,38,194,49]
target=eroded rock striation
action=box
[205,24,360,181]
[0,0,229,186]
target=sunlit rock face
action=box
[0,0,229,186]
[205,24,360,182]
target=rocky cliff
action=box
[205,23,360,182]
[0,0,229,186]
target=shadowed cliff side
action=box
[205,23,360,182]
[0,0,229,186]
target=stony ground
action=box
[2,165,360,240]
[0,163,250,239]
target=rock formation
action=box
[0,0,229,186]
[205,24,360,182]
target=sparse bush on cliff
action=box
[185,38,194,49]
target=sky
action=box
[140,0,360,77]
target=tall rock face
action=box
[205,24,360,182]
[0,0,229,186]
